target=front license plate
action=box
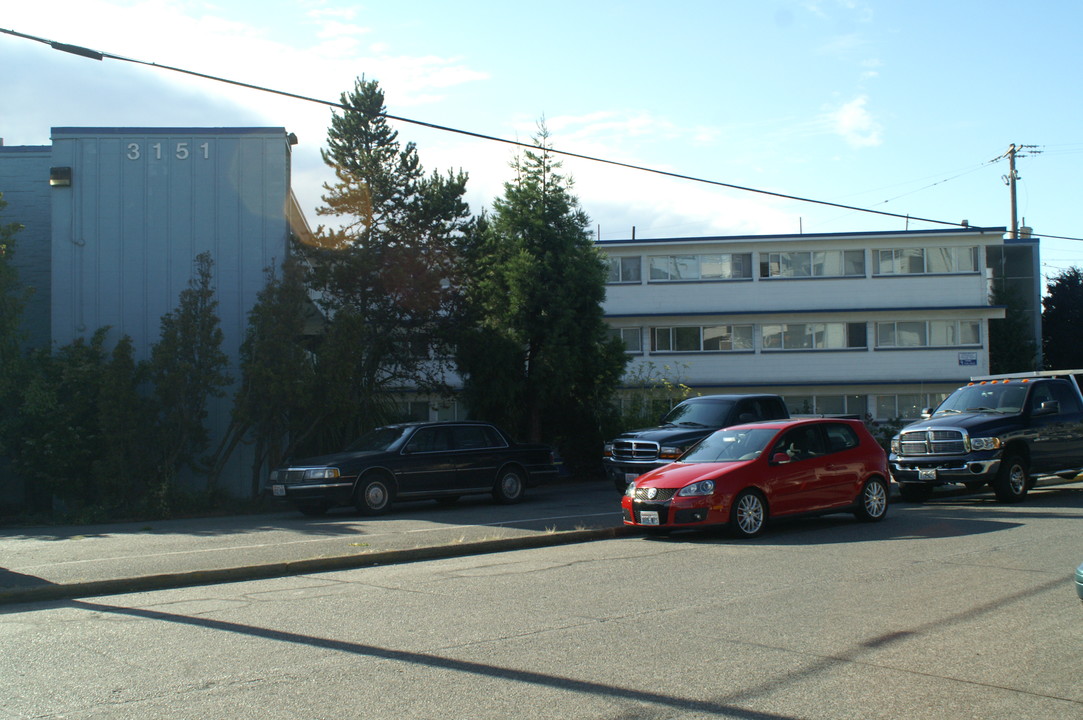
[272,484,286,497]
[639,510,659,526]
[918,469,937,480]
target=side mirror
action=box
[920,407,934,419]
[771,452,791,465]
[1033,400,1061,417]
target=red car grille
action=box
[632,487,678,502]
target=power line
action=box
[5,26,1083,243]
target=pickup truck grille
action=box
[612,439,660,462]
[898,429,967,456]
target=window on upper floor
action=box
[761,322,867,350]
[606,256,642,283]
[876,320,981,348]
[876,246,979,275]
[759,250,865,278]
[609,327,643,353]
[649,253,753,281]
[650,324,754,352]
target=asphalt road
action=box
[2,482,1081,719]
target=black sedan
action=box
[267,421,560,516]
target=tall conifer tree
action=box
[457,126,627,468]
[310,78,470,442]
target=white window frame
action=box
[651,324,754,352]
[761,322,866,350]
[876,320,981,348]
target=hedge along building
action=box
[0,126,313,500]
[598,227,1041,422]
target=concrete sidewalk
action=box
[0,482,628,605]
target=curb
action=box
[0,526,632,606]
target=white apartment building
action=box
[599,227,1040,421]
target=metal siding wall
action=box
[46,128,291,497]
[0,147,53,350]
[51,128,289,362]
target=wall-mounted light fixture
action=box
[287,132,298,146]
[49,166,72,187]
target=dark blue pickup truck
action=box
[889,370,1083,502]
[603,394,790,492]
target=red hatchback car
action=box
[621,417,890,538]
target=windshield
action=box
[681,427,778,463]
[934,384,1027,415]
[345,426,411,452]
[662,400,735,427]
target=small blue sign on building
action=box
[958,351,978,366]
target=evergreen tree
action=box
[227,253,320,496]
[456,126,628,470]
[0,193,29,457]
[90,335,158,513]
[150,252,232,485]
[1042,266,1083,369]
[308,78,471,443]
[988,281,1039,374]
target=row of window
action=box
[607,245,981,283]
[611,392,951,423]
[610,319,982,353]
[419,392,944,424]
[783,393,949,421]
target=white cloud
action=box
[826,95,882,148]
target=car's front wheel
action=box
[355,475,393,515]
[853,476,889,522]
[993,455,1029,503]
[493,467,526,504]
[729,489,766,538]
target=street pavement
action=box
[0,478,628,604]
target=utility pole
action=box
[999,144,1040,238]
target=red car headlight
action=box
[678,479,716,497]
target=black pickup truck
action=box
[603,394,790,491]
[889,370,1083,502]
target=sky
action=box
[3,0,1082,287]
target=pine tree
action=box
[1042,267,1083,369]
[0,193,29,455]
[456,125,628,469]
[308,78,471,442]
[150,252,232,485]
[227,253,319,496]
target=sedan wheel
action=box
[730,490,766,538]
[493,468,525,504]
[355,476,392,515]
[854,477,889,522]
